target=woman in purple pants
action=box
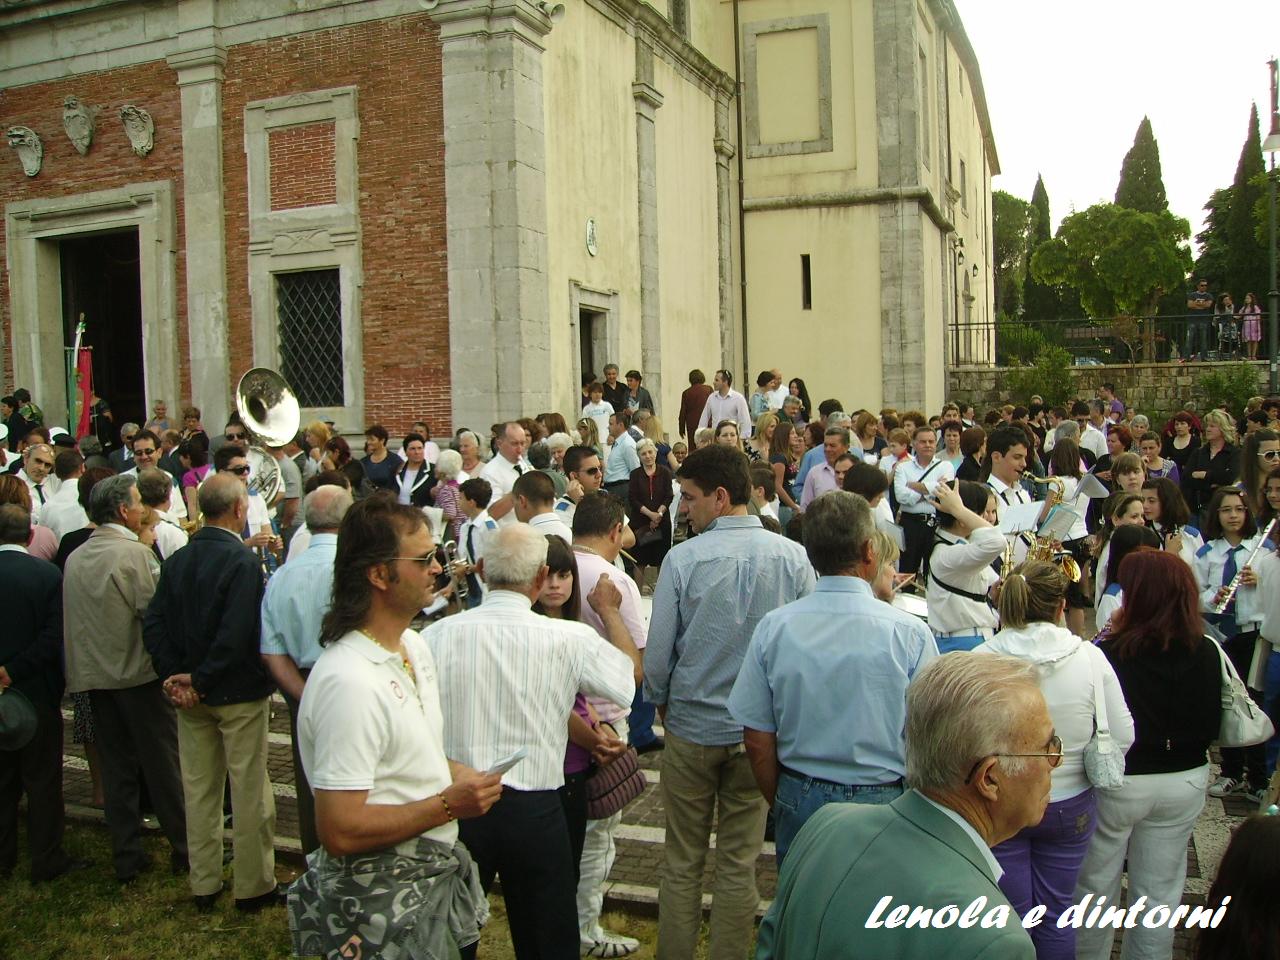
[976,561,1135,960]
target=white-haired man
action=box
[18,443,58,522]
[260,484,353,855]
[758,653,1054,960]
[422,524,639,959]
[729,491,937,865]
[480,422,532,526]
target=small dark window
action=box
[670,0,688,37]
[801,254,812,311]
[276,269,344,408]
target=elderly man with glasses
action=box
[758,653,1056,960]
[123,429,188,524]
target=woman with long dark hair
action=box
[1093,524,1162,638]
[1196,814,1280,960]
[1240,428,1280,518]
[787,378,812,423]
[1074,550,1223,960]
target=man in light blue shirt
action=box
[728,490,938,863]
[643,444,814,960]
[602,412,640,497]
[259,484,352,855]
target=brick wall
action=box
[0,62,189,401]
[948,361,1271,417]
[222,15,451,436]
[268,121,337,209]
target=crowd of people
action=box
[2,369,1280,960]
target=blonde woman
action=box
[748,412,777,462]
[693,426,715,450]
[641,414,678,471]
[1181,408,1241,518]
[577,416,603,459]
[304,420,332,470]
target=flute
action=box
[1212,517,1279,614]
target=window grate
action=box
[276,269,344,408]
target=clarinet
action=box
[1212,517,1279,614]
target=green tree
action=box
[1224,104,1267,302]
[992,190,1038,317]
[1030,202,1192,318]
[1192,187,1233,291]
[1115,116,1169,214]
[1005,346,1073,407]
[1022,175,1066,321]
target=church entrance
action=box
[60,229,144,441]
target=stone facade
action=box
[948,361,1271,417]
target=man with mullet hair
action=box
[759,653,1052,960]
[291,496,502,959]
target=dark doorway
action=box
[580,308,598,385]
[60,229,144,443]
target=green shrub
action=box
[1198,363,1264,416]
[1004,346,1073,407]
[995,317,1047,366]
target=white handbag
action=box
[1081,646,1126,789]
[1209,636,1276,748]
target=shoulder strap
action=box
[1082,644,1110,734]
[928,569,992,606]
[919,460,942,484]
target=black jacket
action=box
[397,459,436,508]
[1180,443,1240,517]
[601,381,629,412]
[0,550,64,711]
[143,525,272,706]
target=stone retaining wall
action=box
[947,360,1270,414]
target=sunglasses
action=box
[225,432,247,441]
[580,466,602,476]
[227,465,251,476]
[134,447,157,456]
[388,554,438,568]
[1259,450,1280,461]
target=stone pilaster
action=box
[633,35,664,411]
[874,0,925,409]
[714,95,737,372]
[168,0,230,427]
[433,0,553,429]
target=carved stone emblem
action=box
[6,126,43,177]
[62,96,97,154]
[119,105,154,157]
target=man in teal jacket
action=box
[758,652,1059,960]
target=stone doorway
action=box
[60,229,145,438]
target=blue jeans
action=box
[994,787,1097,960]
[1185,318,1211,358]
[1264,648,1280,773]
[773,769,903,864]
[626,684,658,747]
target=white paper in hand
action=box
[1075,474,1110,501]
[998,500,1042,535]
[485,747,528,776]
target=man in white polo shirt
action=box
[480,422,531,527]
[291,496,503,959]
[512,470,573,544]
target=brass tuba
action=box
[1020,472,1081,583]
[235,367,301,504]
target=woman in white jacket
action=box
[975,561,1135,960]
[926,479,1003,653]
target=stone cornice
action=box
[744,186,955,234]
[585,0,733,101]
[430,0,552,49]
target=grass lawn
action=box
[3,821,666,959]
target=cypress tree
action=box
[1023,175,1061,321]
[1223,104,1267,303]
[1114,117,1169,214]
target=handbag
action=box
[585,723,646,819]
[1209,636,1276,748]
[631,525,663,549]
[1081,645,1126,789]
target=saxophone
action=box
[1020,473,1082,583]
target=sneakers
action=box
[1208,776,1245,798]
[582,934,640,958]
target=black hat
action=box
[0,686,38,751]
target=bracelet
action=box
[438,792,455,821]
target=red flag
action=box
[75,349,94,440]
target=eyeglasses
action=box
[225,432,246,441]
[123,435,137,444]
[1258,450,1280,461]
[227,465,251,476]
[964,735,1063,785]
[388,555,439,567]
[134,447,157,456]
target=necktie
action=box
[514,463,524,475]
[1220,545,1241,626]
[34,482,45,504]
[465,524,481,601]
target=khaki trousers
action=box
[657,732,767,960]
[176,698,277,899]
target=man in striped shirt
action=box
[424,523,639,959]
[644,444,815,960]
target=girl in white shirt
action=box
[1093,524,1162,639]
[1048,438,1093,638]
[926,480,1003,653]
[1092,493,1146,611]
[1140,476,1203,574]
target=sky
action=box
[954,1,1280,252]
